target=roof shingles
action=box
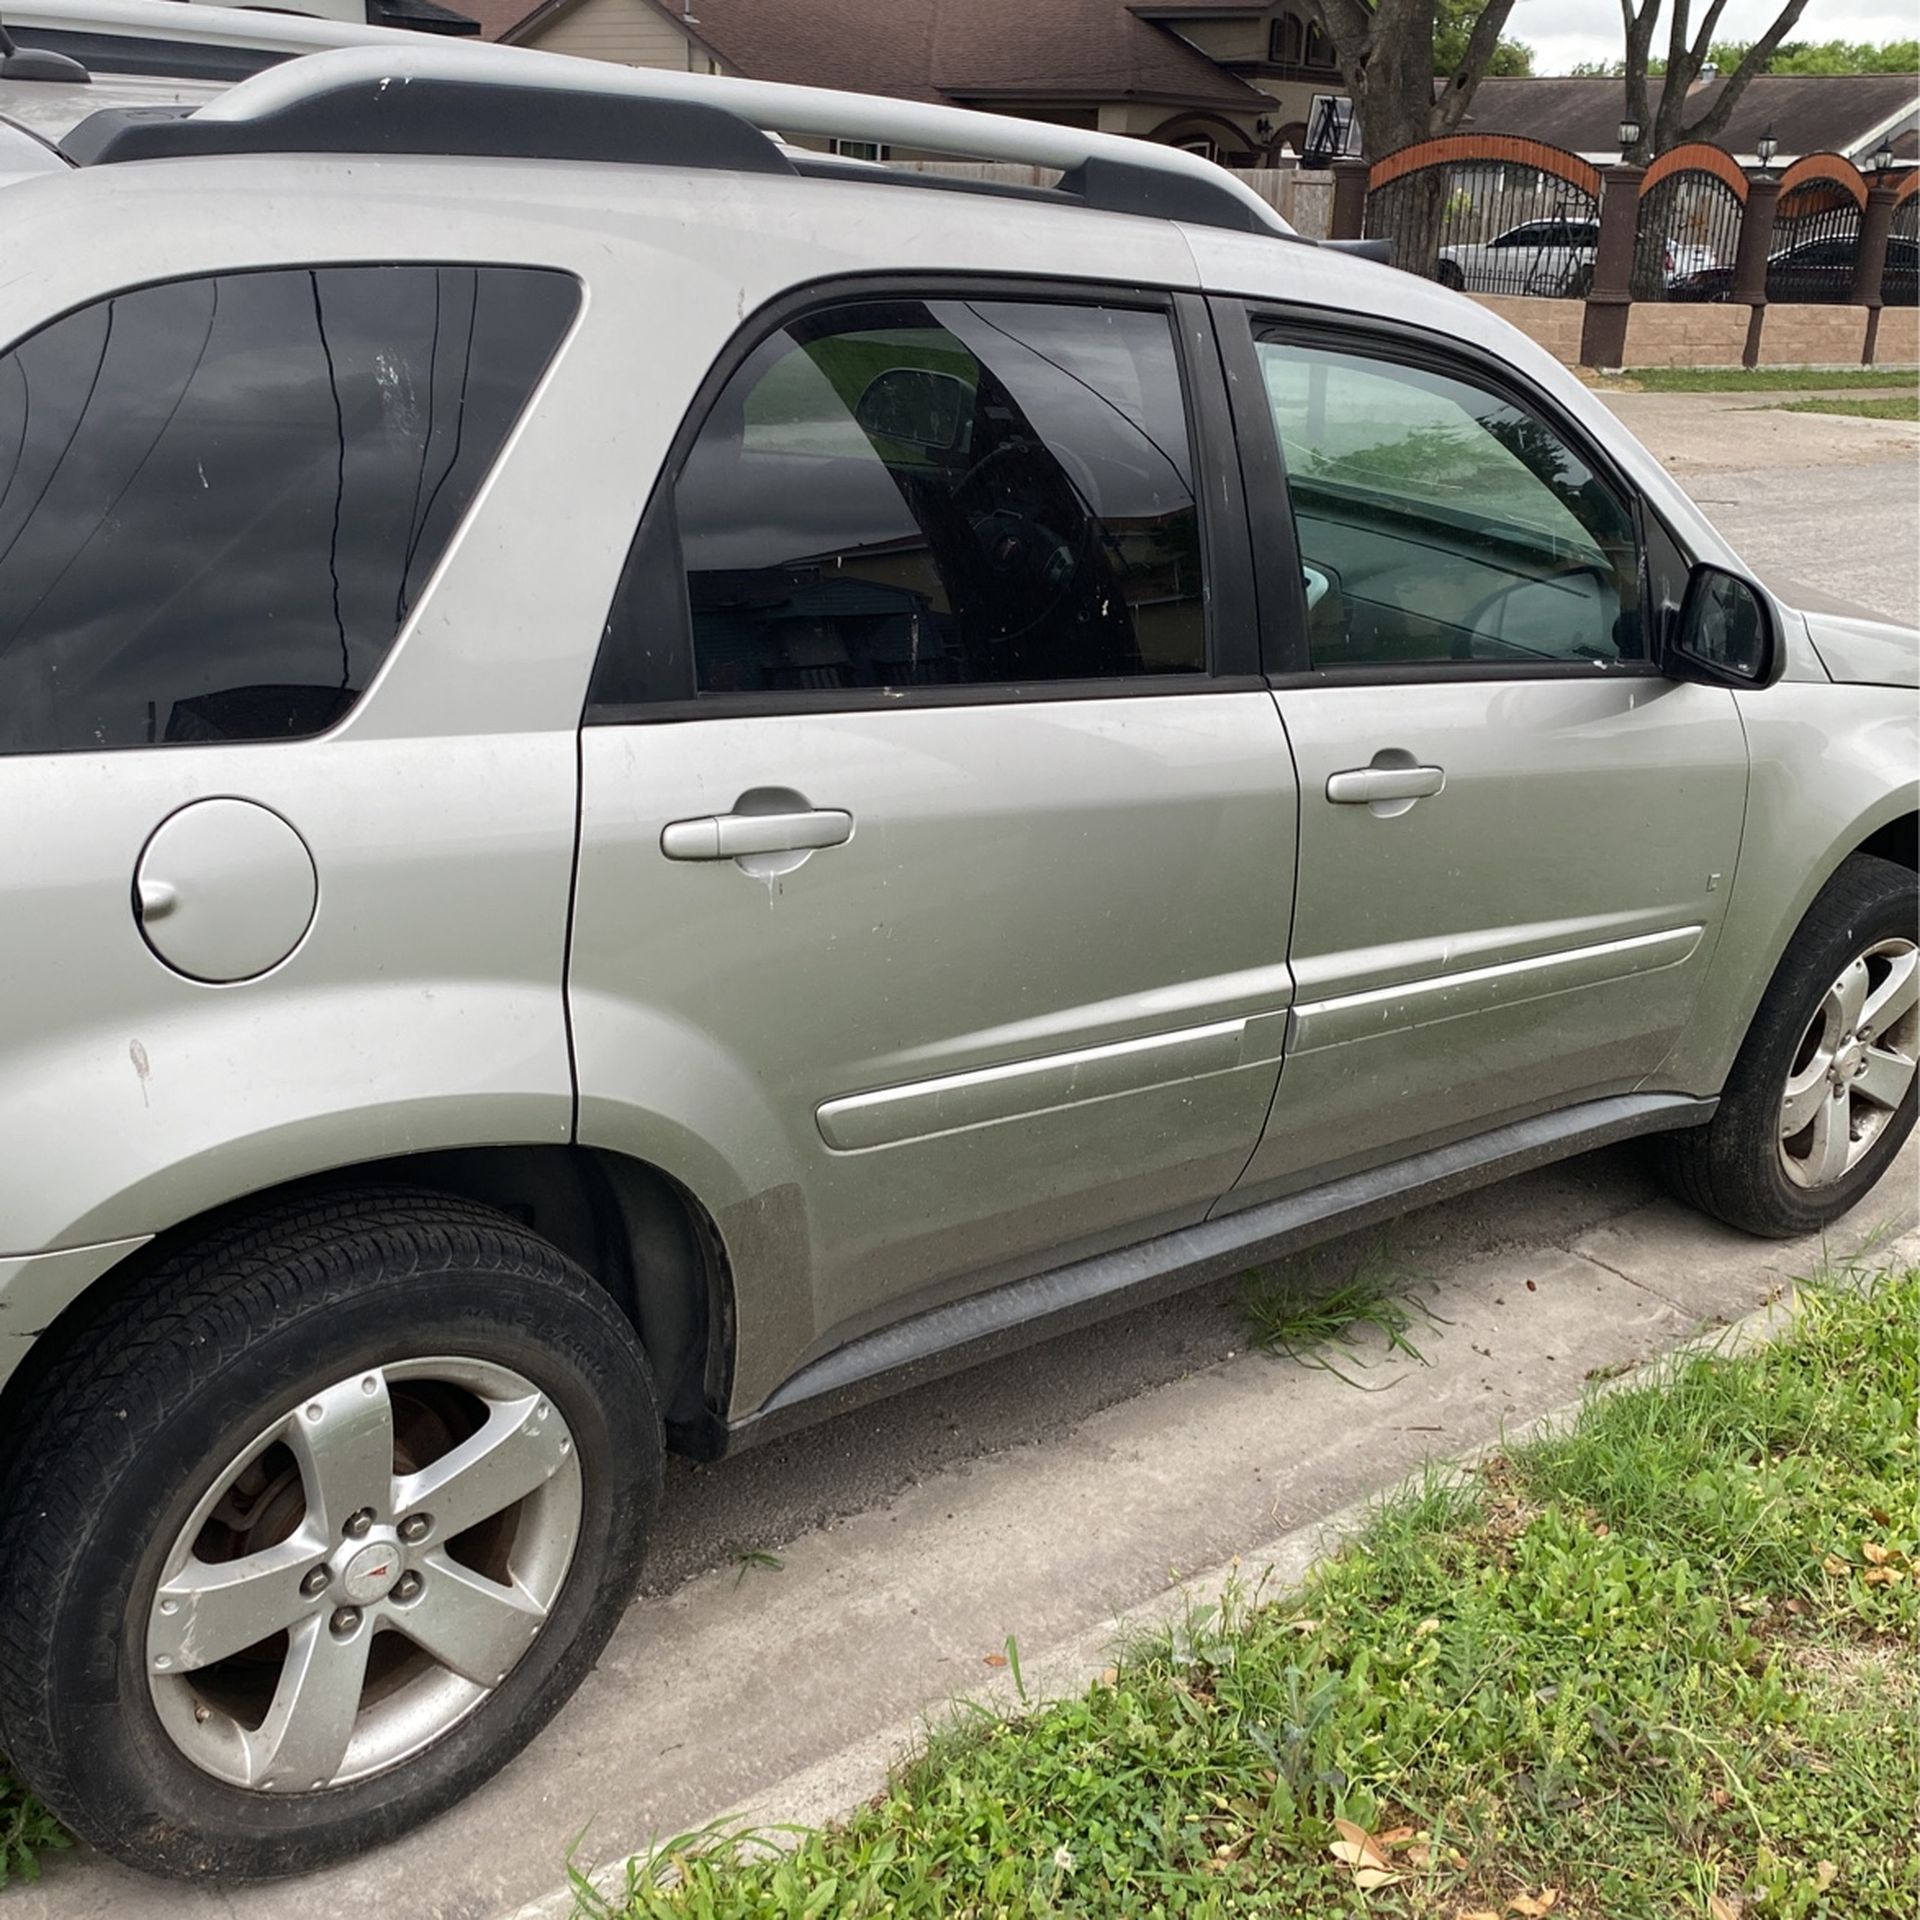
[492,0,1267,110]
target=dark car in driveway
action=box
[1671,234,1919,305]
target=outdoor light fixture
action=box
[1871,135,1895,177]
[1756,124,1778,169]
[1618,114,1642,153]
[1255,115,1274,139]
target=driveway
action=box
[11,392,1920,1920]
[1597,386,1920,627]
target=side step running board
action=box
[721,1093,1714,1453]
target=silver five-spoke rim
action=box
[1779,936,1919,1190]
[146,1357,581,1793]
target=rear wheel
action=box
[1662,855,1919,1237]
[1436,260,1466,292]
[0,1190,659,1881]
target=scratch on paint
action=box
[130,1038,151,1108]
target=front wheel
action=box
[1662,854,1919,1237]
[0,1191,660,1880]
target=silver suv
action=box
[0,36,1914,1883]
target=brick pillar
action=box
[1852,181,1899,365]
[1329,158,1369,241]
[1730,173,1781,368]
[1578,161,1645,370]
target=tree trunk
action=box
[1315,0,1519,165]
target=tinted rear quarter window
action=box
[0,264,577,755]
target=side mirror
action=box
[1665,564,1783,689]
[854,368,973,455]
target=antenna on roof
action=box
[0,17,92,80]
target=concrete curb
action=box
[504,1247,1896,1920]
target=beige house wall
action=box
[1163,16,1269,61]
[519,0,722,71]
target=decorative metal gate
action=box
[1771,156,1868,303]
[1365,135,1600,296]
[1634,143,1746,302]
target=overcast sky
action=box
[1513,0,1919,74]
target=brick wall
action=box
[1470,294,1919,370]
[1622,304,1757,369]
[1470,295,1584,363]
[1754,305,1870,367]
[1869,307,1920,366]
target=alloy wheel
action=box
[1778,936,1920,1190]
[145,1356,581,1792]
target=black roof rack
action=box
[57,47,1310,244]
[63,73,800,171]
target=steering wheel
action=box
[950,439,1092,646]
[1451,560,1617,662]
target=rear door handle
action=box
[1326,765,1446,805]
[660,808,853,861]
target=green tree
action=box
[1568,37,1917,76]
[1312,0,1523,163]
[1710,36,1919,73]
[1435,0,1534,76]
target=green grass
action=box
[1768,394,1920,421]
[1241,1248,1440,1386]
[0,1767,70,1890]
[1607,366,1920,393]
[573,1268,1919,1919]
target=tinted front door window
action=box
[0,265,577,754]
[1257,338,1642,668]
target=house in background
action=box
[460,0,1352,161]
[463,0,1917,173]
[1461,71,1918,171]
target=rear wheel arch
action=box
[0,1146,733,1462]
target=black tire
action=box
[1662,854,1919,1237]
[1437,260,1465,292]
[1567,264,1594,300]
[0,1189,660,1881]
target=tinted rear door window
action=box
[594,296,1205,706]
[0,264,577,754]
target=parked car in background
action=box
[1437,218,1713,297]
[1671,234,1920,305]
[1437,216,1601,295]
[0,21,1916,1886]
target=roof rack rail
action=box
[60,39,1300,240]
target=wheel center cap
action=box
[1836,1040,1867,1079]
[340,1541,401,1605]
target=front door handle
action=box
[661,808,853,861]
[1326,765,1446,805]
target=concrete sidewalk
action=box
[18,1138,1916,1920]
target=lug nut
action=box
[392,1571,424,1604]
[329,1607,361,1635]
[343,1508,375,1540]
[300,1567,329,1598]
[398,1514,432,1544]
